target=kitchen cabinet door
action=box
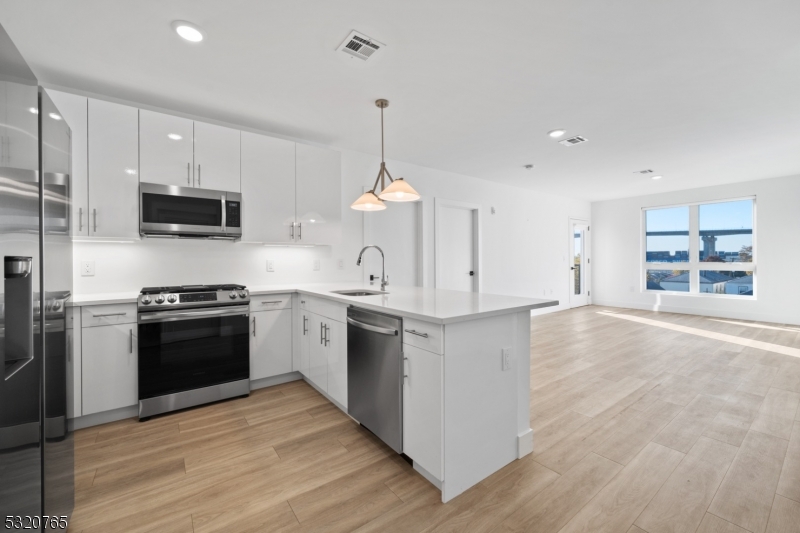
[193,121,240,192]
[308,313,327,393]
[326,319,347,409]
[295,143,341,245]
[46,90,88,237]
[81,323,137,416]
[87,99,139,238]
[241,132,296,243]
[295,309,311,377]
[403,344,442,480]
[250,309,293,380]
[139,109,194,187]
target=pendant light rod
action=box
[371,99,393,194]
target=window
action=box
[643,198,755,297]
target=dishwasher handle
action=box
[346,317,398,336]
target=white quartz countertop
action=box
[69,283,558,324]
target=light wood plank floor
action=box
[68,306,800,533]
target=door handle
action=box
[346,317,398,336]
[297,223,302,240]
[469,271,474,276]
[303,315,308,335]
[253,316,256,337]
[198,164,201,187]
[129,329,133,354]
[93,208,97,232]
[570,267,575,271]
[320,322,324,345]
[78,207,83,232]
[91,312,127,318]
[290,222,295,240]
[187,162,191,185]
[404,329,429,338]
[324,324,330,346]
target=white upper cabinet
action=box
[193,121,240,192]
[46,90,88,236]
[295,143,341,245]
[88,99,139,238]
[241,132,295,242]
[139,109,194,187]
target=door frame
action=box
[434,198,481,292]
[568,218,591,308]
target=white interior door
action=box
[569,219,590,308]
[436,199,478,292]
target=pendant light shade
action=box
[350,99,420,211]
[378,178,420,202]
[350,191,387,211]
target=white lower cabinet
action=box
[81,322,138,416]
[296,309,311,377]
[250,309,293,380]
[403,343,443,480]
[326,319,347,409]
[308,312,327,393]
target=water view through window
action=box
[645,206,689,262]
[698,200,753,262]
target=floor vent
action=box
[337,31,385,61]
[559,135,588,146]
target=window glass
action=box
[647,270,689,292]
[698,200,753,262]
[699,270,754,296]
[645,206,689,262]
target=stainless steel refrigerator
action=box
[0,22,74,524]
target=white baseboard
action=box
[69,405,138,430]
[413,461,443,490]
[518,428,533,458]
[251,372,303,391]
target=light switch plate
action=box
[266,259,274,272]
[81,260,95,277]
[337,259,344,270]
[502,347,511,371]
[313,259,321,271]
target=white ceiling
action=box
[2,0,799,201]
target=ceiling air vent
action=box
[337,31,385,61]
[559,135,588,146]
[635,169,654,175]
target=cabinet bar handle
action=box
[91,312,127,318]
[187,162,191,185]
[324,324,330,346]
[129,329,133,354]
[298,222,302,240]
[260,300,282,305]
[253,316,256,337]
[93,208,97,232]
[78,207,83,231]
[198,164,201,187]
[303,315,308,335]
[290,222,295,239]
[404,329,429,338]
[320,322,324,345]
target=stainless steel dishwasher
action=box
[347,306,403,453]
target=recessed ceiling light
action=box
[548,129,566,138]
[124,168,137,175]
[49,113,62,120]
[651,175,663,180]
[524,164,534,169]
[172,20,204,43]
[167,133,182,141]
[28,107,38,114]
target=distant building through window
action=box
[643,198,755,296]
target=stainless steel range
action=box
[137,284,251,419]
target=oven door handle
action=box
[138,305,250,323]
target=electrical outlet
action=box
[313,259,320,271]
[81,260,95,277]
[502,347,511,371]
[266,259,274,272]
[337,259,344,270]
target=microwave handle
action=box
[221,194,226,231]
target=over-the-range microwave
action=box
[139,182,242,240]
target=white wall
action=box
[75,147,590,315]
[592,174,800,325]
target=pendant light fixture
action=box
[351,99,420,211]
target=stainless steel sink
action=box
[331,289,388,297]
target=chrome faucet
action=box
[356,245,389,291]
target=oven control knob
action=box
[141,296,151,305]
[238,290,247,298]
[52,300,62,311]
[155,295,165,304]
[167,294,177,303]
[229,291,237,299]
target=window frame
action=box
[641,196,756,299]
